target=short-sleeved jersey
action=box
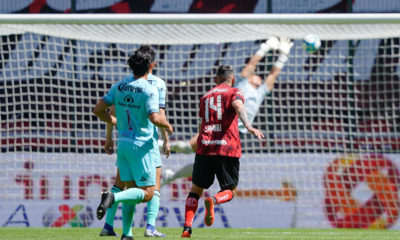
[196,83,245,158]
[148,73,166,109]
[147,73,166,144]
[102,76,159,147]
[234,75,270,134]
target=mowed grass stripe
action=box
[1,227,400,240]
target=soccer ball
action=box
[303,34,321,53]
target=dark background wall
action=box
[1,0,399,14]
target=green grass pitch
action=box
[1,228,400,240]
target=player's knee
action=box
[190,183,204,196]
[141,187,155,202]
[142,196,150,202]
[142,193,153,202]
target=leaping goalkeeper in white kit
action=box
[162,36,294,185]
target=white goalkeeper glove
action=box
[273,37,294,69]
[256,36,279,57]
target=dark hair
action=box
[127,49,152,77]
[216,65,234,81]
[138,45,156,63]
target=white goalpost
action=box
[1,14,400,229]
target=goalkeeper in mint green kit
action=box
[93,48,173,240]
[100,45,170,238]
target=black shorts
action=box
[192,154,240,190]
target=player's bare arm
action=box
[159,108,171,157]
[237,103,251,128]
[264,37,294,92]
[264,66,282,92]
[149,112,173,135]
[105,123,114,154]
[93,99,117,125]
[232,99,264,139]
[241,36,280,79]
[104,105,115,155]
[160,128,170,157]
[240,54,263,79]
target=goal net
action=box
[1,14,400,229]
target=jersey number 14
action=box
[205,95,222,122]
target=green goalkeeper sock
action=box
[146,190,160,227]
[105,185,122,227]
[114,188,145,204]
[122,203,136,237]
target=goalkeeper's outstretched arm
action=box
[265,37,294,92]
[240,36,279,79]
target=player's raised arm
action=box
[241,36,279,79]
[232,99,264,139]
[264,37,294,92]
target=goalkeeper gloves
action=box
[256,36,279,57]
[273,37,294,69]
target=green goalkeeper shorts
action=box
[116,141,156,187]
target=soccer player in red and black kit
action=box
[181,65,264,238]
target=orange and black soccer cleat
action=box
[204,197,215,226]
[181,226,192,238]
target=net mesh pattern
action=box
[1,22,400,229]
